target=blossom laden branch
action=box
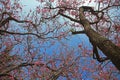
[59,13,80,23]
[0,62,56,77]
[0,12,36,28]
[0,30,42,38]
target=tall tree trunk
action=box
[79,7,120,71]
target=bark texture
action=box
[79,7,120,71]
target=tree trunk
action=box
[87,28,120,71]
[79,7,120,71]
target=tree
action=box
[0,0,120,80]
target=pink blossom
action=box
[34,61,40,65]
[50,0,54,2]
[71,11,76,15]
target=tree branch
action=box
[0,16,29,26]
[92,43,109,62]
[0,30,42,38]
[0,63,34,77]
[72,30,85,34]
[59,13,80,23]
[0,62,55,77]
